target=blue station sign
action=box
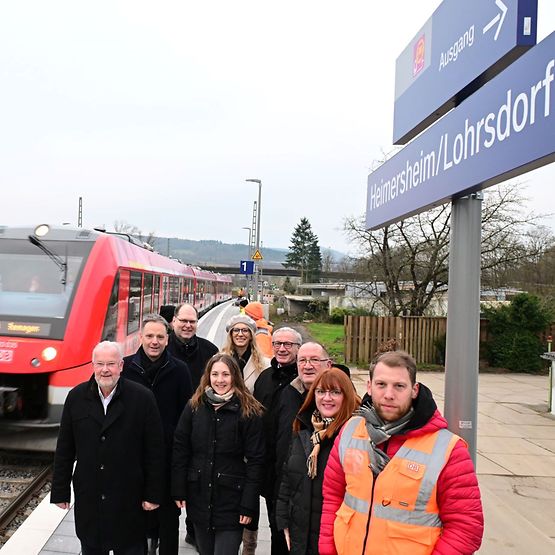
[367,29,555,229]
[239,260,255,275]
[393,0,537,145]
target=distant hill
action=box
[148,236,344,269]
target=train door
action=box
[143,273,154,314]
[153,275,161,313]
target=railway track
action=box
[0,451,53,542]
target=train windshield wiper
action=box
[28,235,68,286]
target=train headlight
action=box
[34,224,51,237]
[41,347,58,361]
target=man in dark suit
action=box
[51,341,165,555]
[123,313,193,555]
[168,302,218,389]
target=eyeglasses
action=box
[93,361,119,370]
[175,317,197,325]
[272,341,300,349]
[315,388,343,398]
[298,358,329,366]
[231,328,251,335]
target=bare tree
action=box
[113,220,157,249]
[345,183,553,316]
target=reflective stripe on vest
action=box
[344,492,369,514]
[394,428,453,513]
[338,416,365,469]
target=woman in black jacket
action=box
[275,368,360,555]
[172,353,265,555]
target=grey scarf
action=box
[357,404,414,476]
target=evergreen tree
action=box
[284,218,322,283]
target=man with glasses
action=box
[253,327,302,555]
[168,302,218,389]
[51,341,165,555]
[122,314,193,555]
[276,342,332,471]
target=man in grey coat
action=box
[51,341,165,555]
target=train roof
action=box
[0,224,102,242]
[0,224,233,281]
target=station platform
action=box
[1,300,554,553]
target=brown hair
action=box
[293,368,360,438]
[190,353,263,418]
[369,350,417,385]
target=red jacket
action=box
[319,386,483,555]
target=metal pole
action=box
[242,226,251,297]
[246,179,262,301]
[444,193,482,466]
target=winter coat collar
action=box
[270,357,298,379]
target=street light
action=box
[246,178,262,301]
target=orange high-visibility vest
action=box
[253,320,273,358]
[333,416,461,555]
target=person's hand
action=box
[142,501,159,511]
[175,500,186,509]
[239,515,252,525]
[55,502,70,510]
[284,528,291,550]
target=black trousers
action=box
[193,525,243,555]
[146,499,181,555]
[265,497,289,555]
[80,540,145,555]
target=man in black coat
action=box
[122,313,194,555]
[253,327,302,555]
[51,341,165,555]
[275,342,331,477]
[167,302,218,389]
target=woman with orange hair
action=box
[275,368,360,555]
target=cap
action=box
[225,314,257,335]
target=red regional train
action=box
[0,224,232,429]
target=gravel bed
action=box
[0,481,51,546]
[0,450,54,547]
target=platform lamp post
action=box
[242,226,252,298]
[246,178,262,301]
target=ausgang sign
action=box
[393,0,537,145]
[367,30,555,230]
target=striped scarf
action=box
[306,410,335,479]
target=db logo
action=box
[413,35,426,77]
[407,462,420,473]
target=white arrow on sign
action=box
[483,0,508,41]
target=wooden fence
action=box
[345,316,555,366]
[344,316,447,366]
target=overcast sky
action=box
[1,1,554,255]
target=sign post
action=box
[444,195,482,464]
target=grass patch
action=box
[306,322,345,362]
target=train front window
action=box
[0,240,86,319]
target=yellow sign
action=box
[252,249,263,261]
